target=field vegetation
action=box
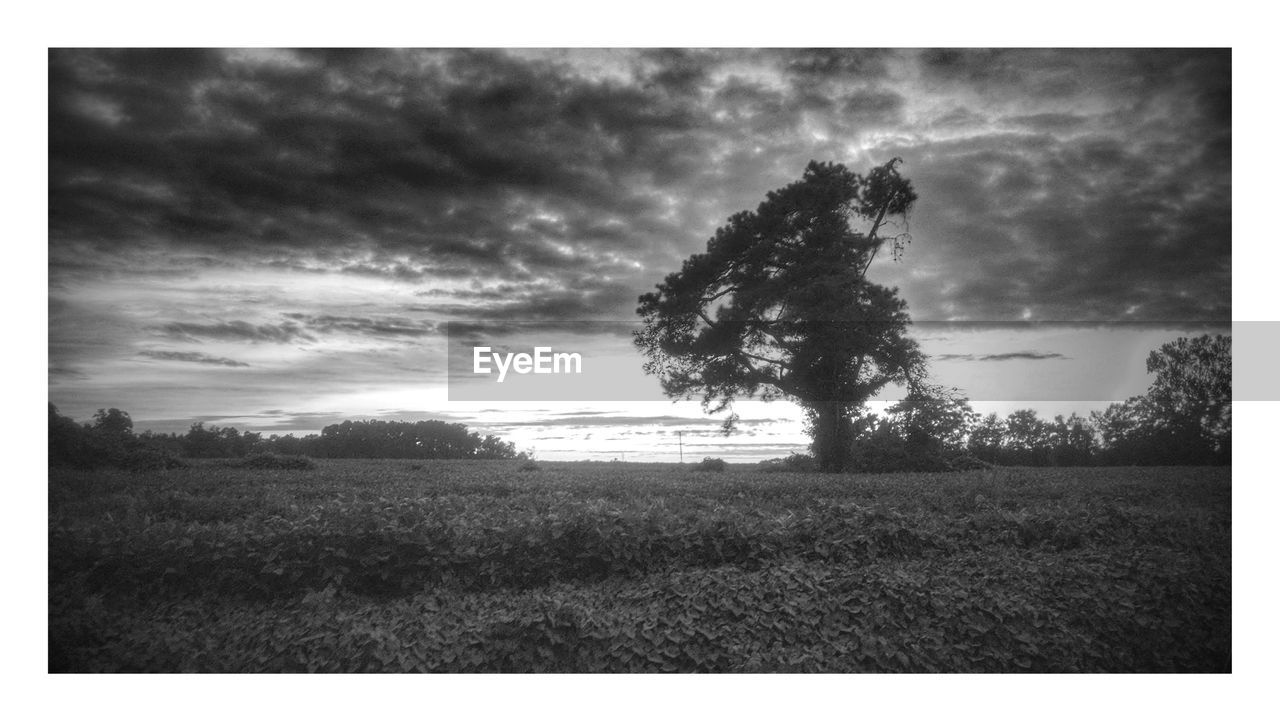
[50,460,1230,672]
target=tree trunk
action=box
[811,401,854,472]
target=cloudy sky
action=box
[48,48,1230,460]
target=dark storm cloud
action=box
[138,350,251,367]
[282,313,439,338]
[875,51,1229,323]
[424,277,640,322]
[917,48,1090,99]
[841,89,906,125]
[50,48,1230,331]
[50,48,719,291]
[936,351,1067,362]
[160,320,315,343]
[49,364,90,380]
[920,49,1029,87]
[778,48,893,85]
[930,106,988,129]
[635,48,721,95]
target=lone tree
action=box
[635,159,927,471]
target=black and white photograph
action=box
[45,41,1239,684]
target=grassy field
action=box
[49,460,1230,672]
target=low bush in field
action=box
[758,453,817,473]
[942,452,994,472]
[48,462,1231,672]
[693,457,727,472]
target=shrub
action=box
[757,453,817,473]
[519,460,541,472]
[942,451,993,472]
[693,457,727,472]
[49,404,186,471]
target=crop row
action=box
[50,550,1229,673]
[50,491,1225,602]
[48,463,1230,672]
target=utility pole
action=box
[677,431,684,464]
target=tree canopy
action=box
[1090,333,1231,465]
[635,159,926,471]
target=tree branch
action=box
[858,193,896,278]
[740,350,791,369]
[699,285,738,304]
[697,309,722,329]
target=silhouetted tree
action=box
[1144,334,1231,462]
[49,403,96,467]
[635,159,925,471]
[1048,413,1096,466]
[1091,334,1230,465]
[92,408,133,441]
[967,412,1006,464]
[137,429,184,457]
[887,384,977,455]
[1092,397,1162,464]
[844,384,978,471]
[184,422,226,458]
[49,405,183,470]
[311,419,520,459]
[1003,409,1053,466]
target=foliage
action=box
[184,423,262,459]
[49,403,99,468]
[92,408,134,441]
[49,406,522,462]
[885,384,976,454]
[967,413,1006,464]
[48,404,185,471]
[1047,413,1096,466]
[635,159,926,472]
[1091,334,1231,466]
[1003,410,1055,466]
[50,460,1229,672]
[313,419,519,460]
[954,334,1230,468]
[692,457,727,472]
[1146,334,1232,433]
[757,453,818,473]
[841,384,982,472]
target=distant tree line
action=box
[48,408,522,468]
[843,334,1231,469]
[49,334,1229,471]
